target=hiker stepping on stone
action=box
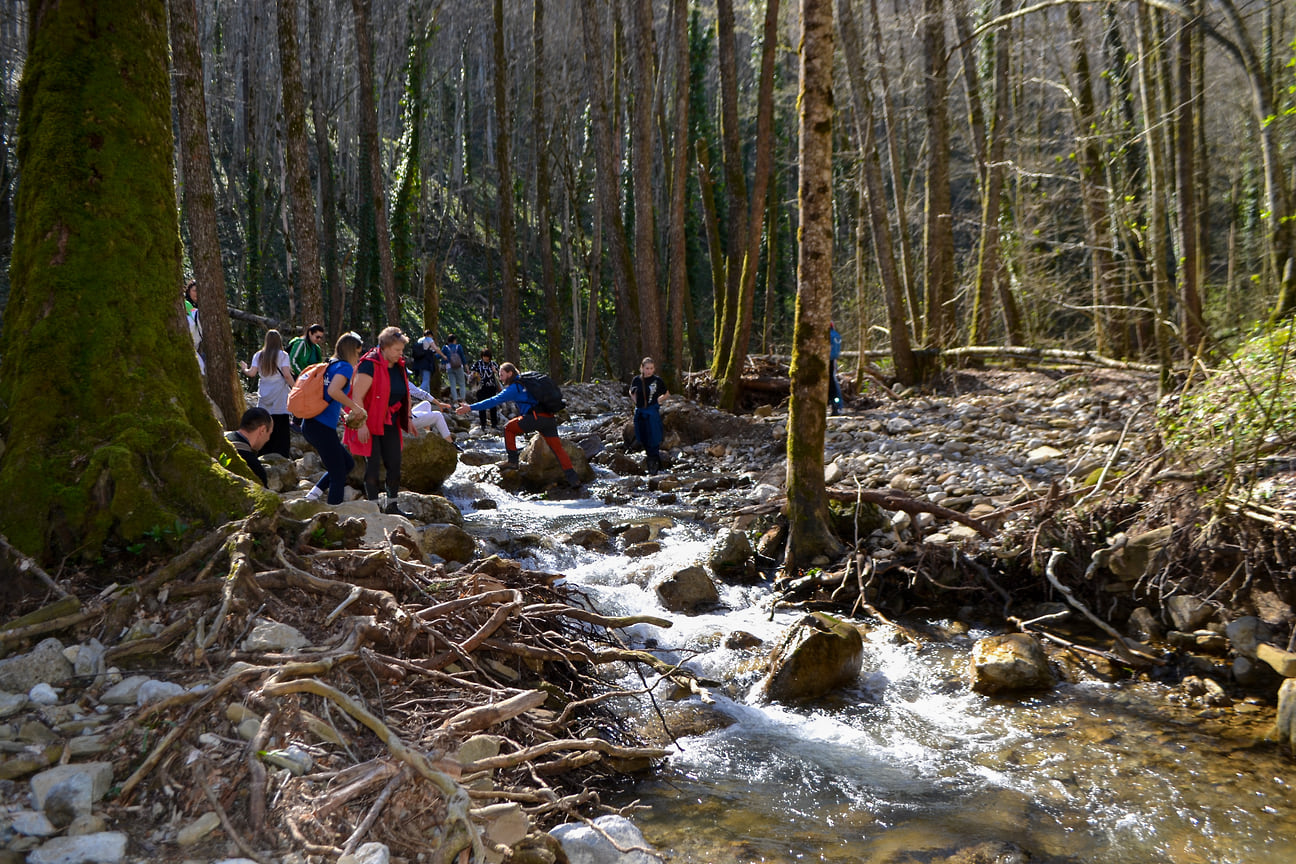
[457,362,580,487]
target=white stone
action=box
[28,682,59,705]
[99,675,150,706]
[136,680,185,706]
[338,842,391,864]
[241,620,309,652]
[30,763,114,811]
[551,815,665,864]
[13,810,58,837]
[885,416,914,433]
[26,832,127,864]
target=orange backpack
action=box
[287,362,331,419]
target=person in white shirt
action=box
[240,329,295,458]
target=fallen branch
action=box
[825,487,994,537]
[461,738,668,773]
[441,689,548,734]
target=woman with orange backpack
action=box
[302,333,367,504]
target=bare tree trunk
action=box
[492,0,520,360]
[666,0,691,380]
[835,0,917,385]
[630,0,662,365]
[350,0,399,325]
[921,0,955,350]
[581,0,638,374]
[308,0,343,338]
[786,0,844,569]
[533,0,561,380]
[1174,4,1203,355]
[712,0,749,375]
[170,0,244,427]
[277,0,323,330]
[1135,3,1174,390]
[718,0,780,411]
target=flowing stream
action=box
[443,437,1294,864]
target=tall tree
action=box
[277,0,323,330]
[308,0,344,337]
[786,0,844,569]
[351,0,399,326]
[711,0,749,374]
[534,0,563,380]
[717,0,780,412]
[921,0,956,350]
[629,0,663,364]
[665,0,691,380]
[0,0,267,563]
[494,0,520,361]
[170,0,244,427]
[1173,5,1203,354]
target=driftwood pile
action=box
[2,510,689,863]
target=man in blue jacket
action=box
[829,320,843,416]
[457,362,580,487]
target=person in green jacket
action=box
[288,323,327,377]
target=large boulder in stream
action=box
[400,433,459,492]
[707,528,754,582]
[652,565,719,614]
[517,436,594,490]
[396,491,464,526]
[751,613,863,703]
[969,633,1056,695]
[417,524,476,565]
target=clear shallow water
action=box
[443,443,1296,864]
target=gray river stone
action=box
[970,634,1056,695]
[752,613,863,703]
[652,565,719,615]
[0,638,73,692]
[551,815,664,864]
[26,832,127,864]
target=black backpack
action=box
[516,372,565,414]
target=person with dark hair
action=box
[240,329,295,458]
[469,348,501,430]
[411,329,440,392]
[457,362,580,487]
[346,326,417,516]
[302,332,367,504]
[288,323,327,377]
[184,280,204,374]
[441,333,469,402]
[224,407,273,487]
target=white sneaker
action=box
[305,486,324,502]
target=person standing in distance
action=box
[288,324,326,377]
[441,333,469,402]
[469,348,501,430]
[828,320,843,416]
[630,357,670,474]
[240,329,295,458]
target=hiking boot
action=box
[383,500,410,518]
[498,451,521,472]
[563,468,581,488]
[645,456,660,476]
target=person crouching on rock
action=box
[456,362,580,487]
[346,326,417,517]
[630,356,669,474]
[302,332,367,505]
[225,407,274,487]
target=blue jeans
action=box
[634,405,663,459]
[445,367,467,401]
[302,417,354,505]
[420,369,432,392]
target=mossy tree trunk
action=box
[785,0,844,570]
[169,0,245,428]
[0,0,272,564]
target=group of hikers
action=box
[212,312,669,516]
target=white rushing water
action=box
[442,450,1296,864]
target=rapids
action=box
[444,437,1294,864]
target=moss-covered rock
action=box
[751,612,863,702]
[400,433,459,493]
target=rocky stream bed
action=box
[3,365,1296,864]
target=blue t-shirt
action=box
[316,359,353,428]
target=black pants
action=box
[302,417,354,505]
[266,413,292,458]
[363,425,403,500]
[475,383,500,428]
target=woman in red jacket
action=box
[345,326,416,516]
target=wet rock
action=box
[724,631,763,650]
[396,492,464,526]
[1257,643,1296,677]
[418,524,477,565]
[459,449,498,467]
[1225,616,1272,659]
[566,529,610,550]
[1232,655,1281,689]
[399,432,459,493]
[636,700,737,746]
[1166,595,1213,632]
[969,633,1056,695]
[241,620,309,653]
[1277,679,1296,754]
[0,639,73,693]
[652,566,719,615]
[707,528,753,581]
[752,613,863,703]
[755,524,786,559]
[622,525,651,545]
[472,498,499,510]
[517,437,594,490]
[551,814,665,864]
[26,833,127,864]
[625,541,661,558]
[1126,607,1163,643]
